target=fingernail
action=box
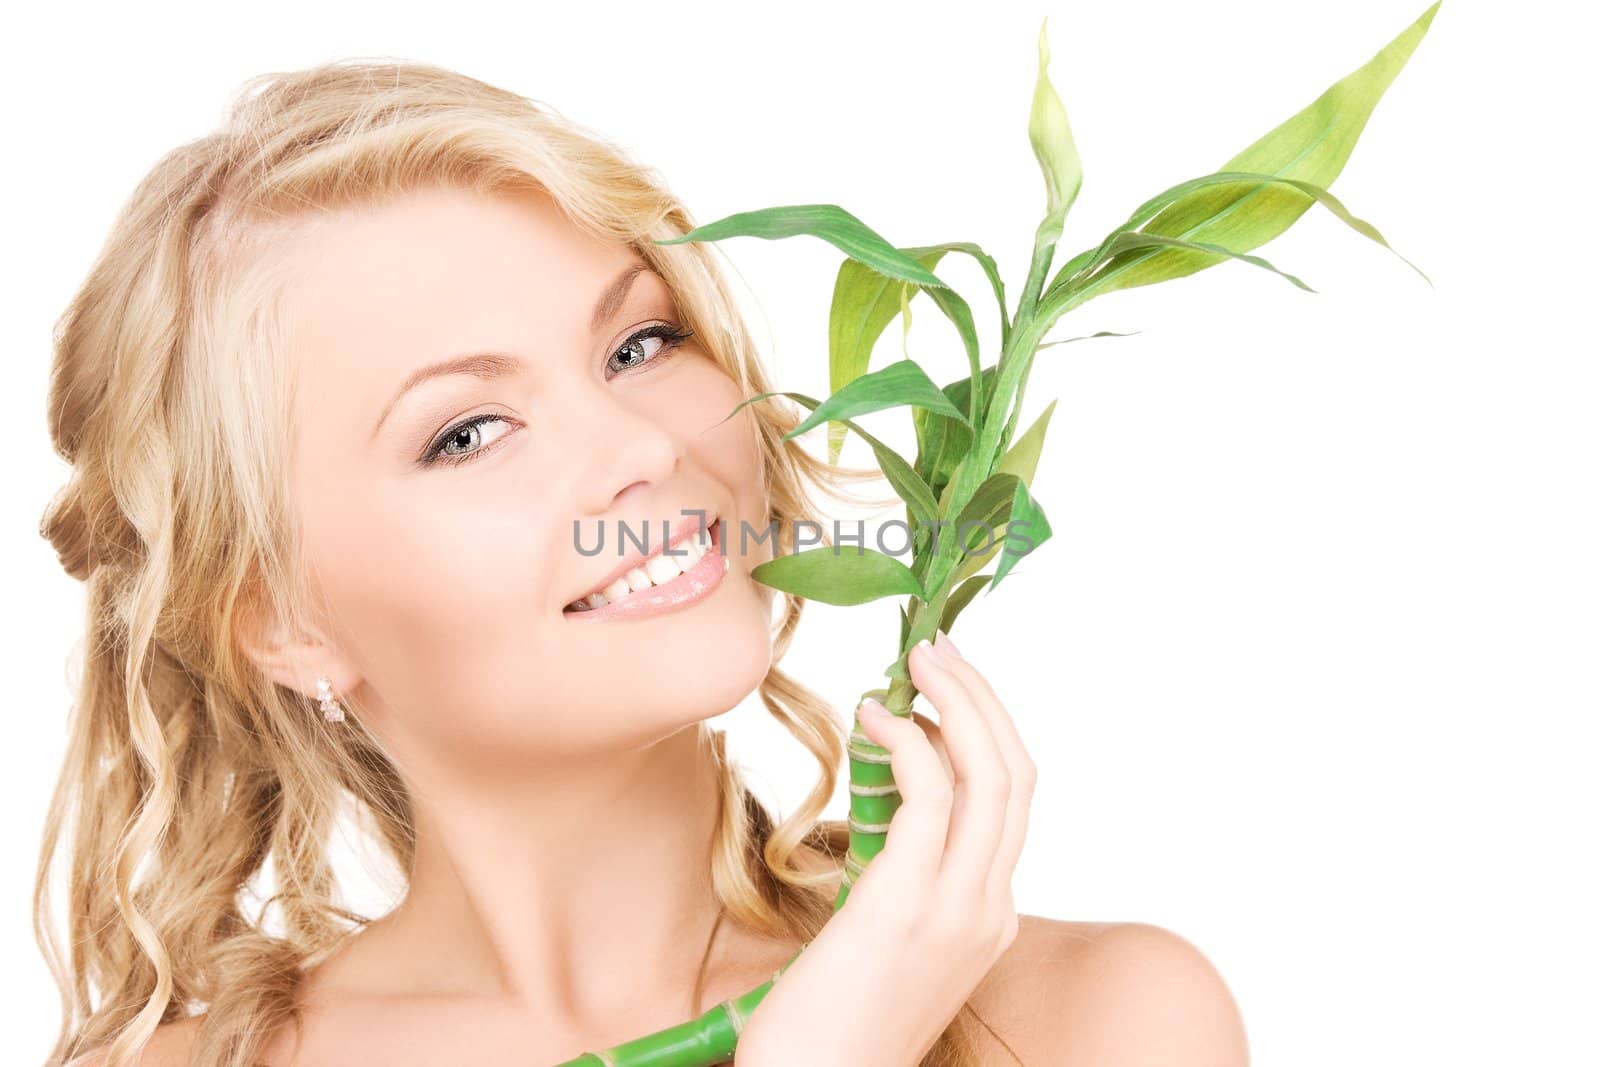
[934,630,963,661]
[858,697,889,720]
[916,637,949,666]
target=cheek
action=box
[297,453,568,708]
[671,355,771,562]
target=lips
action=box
[563,517,727,622]
[560,511,716,614]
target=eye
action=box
[605,321,695,379]
[423,413,515,468]
[421,321,696,470]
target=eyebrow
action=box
[370,261,655,442]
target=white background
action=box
[4,1,1595,1064]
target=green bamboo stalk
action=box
[550,954,805,1067]
[545,6,1438,1063]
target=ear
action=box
[234,596,363,705]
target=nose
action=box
[563,377,684,516]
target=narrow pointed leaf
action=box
[912,366,997,498]
[938,380,1056,529]
[988,481,1053,594]
[1042,1,1439,306]
[940,574,993,633]
[1048,170,1429,300]
[785,391,940,527]
[952,472,1023,563]
[658,208,987,443]
[921,241,1011,351]
[1090,230,1318,293]
[712,388,940,527]
[1036,329,1142,351]
[655,203,947,289]
[785,359,970,442]
[751,545,925,606]
[1117,171,1428,282]
[994,398,1056,485]
[936,453,967,518]
[826,249,950,463]
[916,283,985,424]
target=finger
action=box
[852,698,953,895]
[931,631,1037,899]
[907,639,1009,901]
[910,710,953,780]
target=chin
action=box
[676,593,776,724]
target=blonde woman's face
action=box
[273,183,775,768]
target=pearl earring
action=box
[315,676,346,722]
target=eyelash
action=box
[422,321,696,468]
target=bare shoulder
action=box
[64,1014,204,1067]
[963,914,1250,1066]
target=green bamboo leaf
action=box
[935,453,968,518]
[922,241,1011,351]
[658,208,987,437]
[907,276,985,424]
[944,468,1047,590]
[1035,329,1142,351]
[912,366,997,498]
[940,574,993,633]
[785,359,970,441]
[900,243,1003,421]
[710,388,940,527]
[937,376,1057,525]
[988,481,1053,594]
[751,545,925,606]
[948,399,1058,582]
[1118,171,1427,282]
[826,249,951,464]
[1089,230,1319,293]
[993,398,1056,486]
[1049,171,1429,300]
[1043,1,1439,306]
[954,473,1023,557]
[1029,16,1084,230]
[779,390,941,528]
[655,203,948,289]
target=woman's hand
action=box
[734,630,1037,1067]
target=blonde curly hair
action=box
[33,58,1018,1066]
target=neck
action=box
[368,723,728,1029]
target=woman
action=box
[35,60,1248,1066]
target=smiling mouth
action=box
[563,516,727,619]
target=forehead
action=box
[275,184,648,391]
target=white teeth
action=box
[674,535,709,568]
[565,518,719,611]
[645,553,683,584]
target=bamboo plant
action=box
[551,4,1439,1064]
